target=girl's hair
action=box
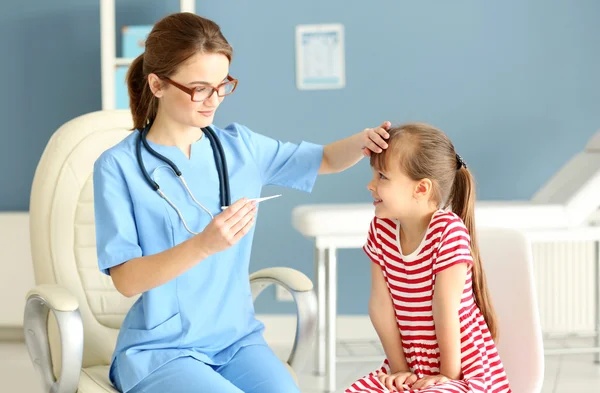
[371,123,498,340]
[126,12,233,130]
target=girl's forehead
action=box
[372,150,400,172]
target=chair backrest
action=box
[29,110,138,369]
[477,227,544,393]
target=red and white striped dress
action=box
[346,210,511,393]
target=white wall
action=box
[0,213,35,328]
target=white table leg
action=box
[315,246,326,375]
[326,247,337,392]
[595,241,600,364]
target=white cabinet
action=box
[100,0,196,110]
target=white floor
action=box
[2,338,599,393]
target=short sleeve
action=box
[236,124,324,191]
[433,219,473,275]
[362,218,382,265]
[93,155,142,275]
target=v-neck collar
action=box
[145,134,208,165]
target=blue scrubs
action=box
[93,123,323,393]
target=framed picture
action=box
[295,23,346,90]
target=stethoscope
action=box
[136,122,231,235]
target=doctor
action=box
[94,12,389,393]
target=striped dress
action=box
[345,210,511,393]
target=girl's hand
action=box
[411,374,450,390]
[362,121,391,157]
[377,370,417,391]
[196,198,257,256]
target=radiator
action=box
[532,241,598,335]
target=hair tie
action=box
[456,153,467,170]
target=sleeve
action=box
[362,218,383,265]
[236,123,324,191]
[433,219,473,275]
[93,155,142,275]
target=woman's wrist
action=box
[352,131,366,152]
[189,232,212,260]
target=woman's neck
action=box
[146,115,203,149]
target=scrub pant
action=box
[119,345,301,393]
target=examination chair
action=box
[23,110,317,393]
[476,127,600,229]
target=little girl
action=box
[345,123,511,393]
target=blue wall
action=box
[2,1,599,314]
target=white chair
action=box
[477,227,545,393]
[23,110,317,393]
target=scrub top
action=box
[93,122,324,393]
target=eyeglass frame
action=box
[157,75,238,102]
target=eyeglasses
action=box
[158,75,238,102]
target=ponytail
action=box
[450,166,499,340]
[126,53,158,130]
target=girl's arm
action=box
[369,262,410,373]
[319,122,390,174]
[432,263,469,380]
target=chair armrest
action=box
[27,285,80,312]
[249,267,313,294]
[24,284,83,393]
[250,267,317,371]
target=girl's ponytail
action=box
[450,164,498,340]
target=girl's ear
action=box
[414,178,433,201]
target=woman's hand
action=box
[377,370,417,391]
[319,121,391,174]
[411,374,450,390]
[362,121,391,157]
[196,198,257,256]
